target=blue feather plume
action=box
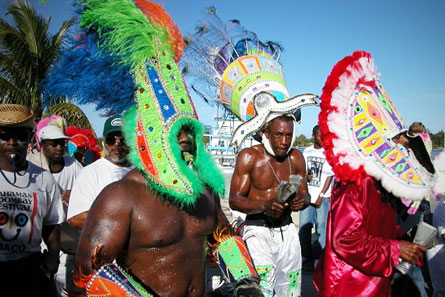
[42,30,136,114]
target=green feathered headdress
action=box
[77,0,225,206]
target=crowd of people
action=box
[1,1,444,297]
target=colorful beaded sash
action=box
[86,262,153,297]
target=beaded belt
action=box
[86,261,153,297]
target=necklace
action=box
[265,148,292,183]
[0,158,26,185]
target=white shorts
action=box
[242,223,302,297]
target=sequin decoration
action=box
[86,261,153,297]
[349,85,425,187]
[220,55,289,121]
[136,119,157,178]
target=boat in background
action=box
[204,109,255,169]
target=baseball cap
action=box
[103,116,122,137]
[0,104,35,128]
[38,125,71,142]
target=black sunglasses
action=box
[104,134,126,146]
[0,130,32,142]
[42,139,67,147]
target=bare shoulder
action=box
[290,148,304,159]
[289,148,306,172]
[92,169,146,211]
[237,145,263,162]
[235,145,263,170]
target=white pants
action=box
[242,223,302,297]
[54,252,76,297]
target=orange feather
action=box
[134,0,185,62]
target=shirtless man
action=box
[74,126,228,297]
[230,115,309,297]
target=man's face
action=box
[0,126,32,163]
[264,118,294,157]
[41,139,66,162]
[313,129,322,147]
[392,132,410,149]
[178,130,195,155]
[103,131,129,164]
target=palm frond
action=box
[0,0,74,118]
[44,102,93,130]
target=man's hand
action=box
[306,173,313,182]
[61,190,71,207]
[312,195,323,208]
[264,200,287,218]
[43,249,60,274]
[290,195,307,211]
[399,241,427,265]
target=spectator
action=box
[67,116,133,229]
[300,125,334,269]
[29,118,83,297]
[0,104,64,297]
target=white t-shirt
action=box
[51,156,83,195]
[51,156,83,254]
[0,162,64,261]
[303,145,334,203]
[67,158,133,219]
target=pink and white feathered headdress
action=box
[35,115,67,150]
[432,150,445,198]
[319,51,436,202]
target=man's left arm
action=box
[42,173,65,274]
[290,150,309,211]
[42,224,61,274]
[313,175,334,208]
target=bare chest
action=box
[251,158,293,191]
[128,191,218,249]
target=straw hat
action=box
[0,104,35,128]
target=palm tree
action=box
[44,102,95,132]
[0,0,81,122]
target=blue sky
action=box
[3,0,445,137]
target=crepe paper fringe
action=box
[318,51,373,184]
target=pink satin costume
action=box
[313,175,402,297]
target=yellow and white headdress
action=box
[182,7,317,150]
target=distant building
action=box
[205,109,255,168]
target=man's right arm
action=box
[74,182,132,278]
[68,211,88,228]
[229,149,282,217]
[67,167,96,228]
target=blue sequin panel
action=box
[146,66,177,124]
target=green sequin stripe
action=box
[167,117,225,205]
[139,45,196,196]
[151,39,194,115]
[122,106,139,163]
[134,64,165,181]
[126,74,224,204]
[231,72,287,118]
[134,64,195,198]
[255,265,273,291]
[217,237,255,281]
[286,269,301,296]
